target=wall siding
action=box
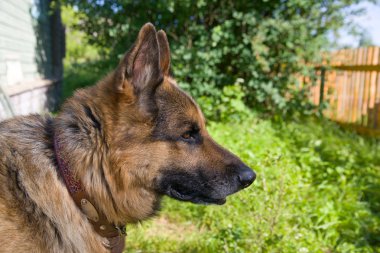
[0,0,64,120]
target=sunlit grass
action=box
[125,117,380,253]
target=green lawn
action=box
[124,117,380,253]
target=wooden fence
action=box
[307,46,380,136]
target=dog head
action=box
[105,23,255,213]
[62,23,256,223]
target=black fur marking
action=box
[67,122,80,134]
[6,162,27,200]
[44,117,54,138]
[53,225,64,247]
[156,168,229,205]
[44,117,57,154]
[99,164,119,214]
[83,105,101,131]
[151,129,203,146]
[6,160,44,227]
[151,115,203,145]
[7,151,70,248]
[150,130,178,142]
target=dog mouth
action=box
[166,184,226,205]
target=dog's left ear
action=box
[157,30,170,76]
[115,23,162,95]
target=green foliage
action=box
[124,116,380,253]
[61,5,100,64]
[62,60,112,99]
[60,0,371,117]
[197,79,251,122]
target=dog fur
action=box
[0,23,255,253]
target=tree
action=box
[60,0,374,118]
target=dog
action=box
[0,23,256,253]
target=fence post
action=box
[319,67,326,105]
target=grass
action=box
[124,117,380,253]
[63,64,380,253]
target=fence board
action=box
[308,46,380,136]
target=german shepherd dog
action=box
[0,23,255,253]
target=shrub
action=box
[60,0,370,117]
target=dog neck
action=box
[53,134,126,250]
[54,83,162,224]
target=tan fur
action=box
[0,23,254,253]
[0,116,108,253]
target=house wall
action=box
[0,0,64,120]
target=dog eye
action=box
[181,132,193,140]
[181,129,199,142]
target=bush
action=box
[60,0,370,117]
[62,60,113,100]
[197,79,251,122]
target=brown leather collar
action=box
[53,135,126,251]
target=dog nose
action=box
[238,166,256,188]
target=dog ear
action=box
[115,23,163,94]
[157,30,170,76]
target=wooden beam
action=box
[332,65,380,72]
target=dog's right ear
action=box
[115,23,162,95]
